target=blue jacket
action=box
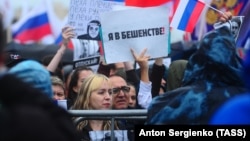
[146,27,247,125]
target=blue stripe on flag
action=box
[178,0,197,30]
[13,13,49,38]
[55,34,63,44]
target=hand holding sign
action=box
[214,15,244,41]
[101,6,170,64]
[62,26,75,46]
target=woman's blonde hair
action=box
[71,73,119,130]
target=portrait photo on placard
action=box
[67,0,124,41]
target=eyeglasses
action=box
[110,86,130,94]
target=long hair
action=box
[67,66,93,101]
[71,73,119,131]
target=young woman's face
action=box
[73,70,93,93]
[89,81,112,110]
[88,23,99,38]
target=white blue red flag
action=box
[170,0,205,32]
[12,1,53,44]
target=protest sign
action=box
[68,0,123,69]
[213,16,244,42]
[70,39,100,71]
[100,6,170,64]
[68,0,124,40]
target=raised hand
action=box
[131,48,150,83]
[130,48,150,69]
[62,26,75,46]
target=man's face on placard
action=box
[88,23,99,39]
[231,21,239,38]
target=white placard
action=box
[100,6,170,64]
[68,0,124,40]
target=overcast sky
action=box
[9,0,69,9]
[5,0,184,43]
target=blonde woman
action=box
[71,73,129,141]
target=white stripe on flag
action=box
[170,0,189,29]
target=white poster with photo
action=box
[100,6,170,64]
[89,130,128,141]
[213,16,244,42]
[68,0,124,41]
[71,38,101,71]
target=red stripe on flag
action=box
[169,0,180,22]
[67,40,74,50]
[173,0,180,15]
[15,24,52,43]
[98,41,104,55]
[234,2,243,15]
[125,0,171,7]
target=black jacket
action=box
[0,74,80,141]
[146,27,247,125]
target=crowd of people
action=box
[0,11,249,141]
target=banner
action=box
[68,0,124,41]
[191,0,248,41]
[101,6,170,64]
[170,0,205,33]
[11,1,52,44]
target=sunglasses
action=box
[110,86,130,94]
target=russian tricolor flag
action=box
[12,1,52,44]
[170,0,205,33]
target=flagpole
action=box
[197,0,212,40]
[204,3,225,16]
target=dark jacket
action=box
[146,27,247,125]
[0,74,80,141]
[150,63,166,97]
[210,48,250,124]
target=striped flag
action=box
[170,0,205,32]
[11,0,53,44]
[191,0,247,41]
[125,0,180,29]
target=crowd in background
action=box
[0,10,249,141]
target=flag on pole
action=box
[191,0,247,41]
[170,0,205,32]
[11,0,54,44]
[125,0,180,29]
